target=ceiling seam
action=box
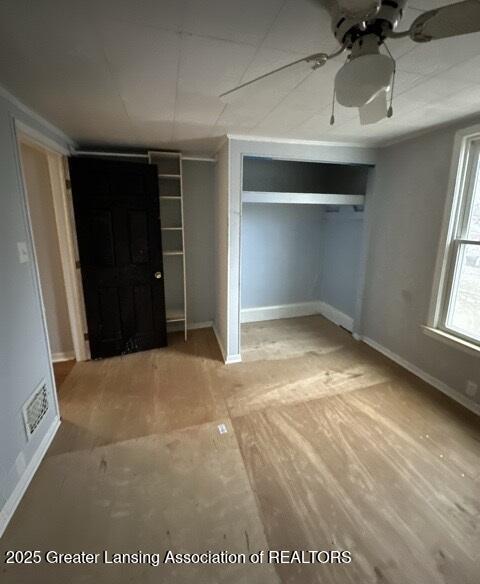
[249,3,350,136]
[84,3,139,145]
[171,30,185,143]
[211,0,290,131]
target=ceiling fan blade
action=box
[359,90,388,125]
[219,53,328,104]
[410,0,480,42]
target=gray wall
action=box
[0,87,73,528]
[21,142,73,358]
[320,207,364,318]
[182,160,215,324]
[363,118,480,408]
[243,156,370,195]
[240,203,364,319]
[241,203,324,308]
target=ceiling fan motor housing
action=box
[332,0,408,47]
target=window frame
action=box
[426,124,480,353]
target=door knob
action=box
[154,271,162,279]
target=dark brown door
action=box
[69,157,167,359]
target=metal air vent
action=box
[22,380,49,440]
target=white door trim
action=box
[47,153,90,361]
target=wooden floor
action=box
[52,359,76,389]
[2,316,479,583]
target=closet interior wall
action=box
[240,156,370,335]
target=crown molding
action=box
[0,83,75,149]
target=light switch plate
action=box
[17,241,29,264]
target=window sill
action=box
[422,326,480,357]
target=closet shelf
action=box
[242,191,365,206]
[149,149,188,342]
[166,308,185,323]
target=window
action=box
[428,128,480,351]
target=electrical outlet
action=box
[466,381,478,398]
[17,241,29,264]
[217,423,228,434]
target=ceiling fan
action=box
[220,0,480,125]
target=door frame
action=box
[15,119,90,362]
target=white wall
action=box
[0,86,73,535]
[182,160,215,324]
[214,140,229,360]
[362,118,480,410]
[21,142,73,359]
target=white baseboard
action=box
[0,417,61,538]
[241,300,354,332]
[167,320,213,333]
[189,321,213,330]
[241,301,321,324]
[51,351,75,363]
[361,336,480,416]
[317,301,354,332]
[212,324,241,365]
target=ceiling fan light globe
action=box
[359,90,388,125]
[334,54,394,108]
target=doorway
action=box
[18,138,76,387]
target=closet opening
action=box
[239,155,372,362]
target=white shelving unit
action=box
[148,151,187,341]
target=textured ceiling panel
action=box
[0,0,478,153]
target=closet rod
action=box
[75,150,148,158]
[182,156,216,162]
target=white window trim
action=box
[426,123,480,355]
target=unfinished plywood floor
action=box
[2,316,479,584]
[52,359,76,389]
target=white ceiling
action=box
[0,0,479,153]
